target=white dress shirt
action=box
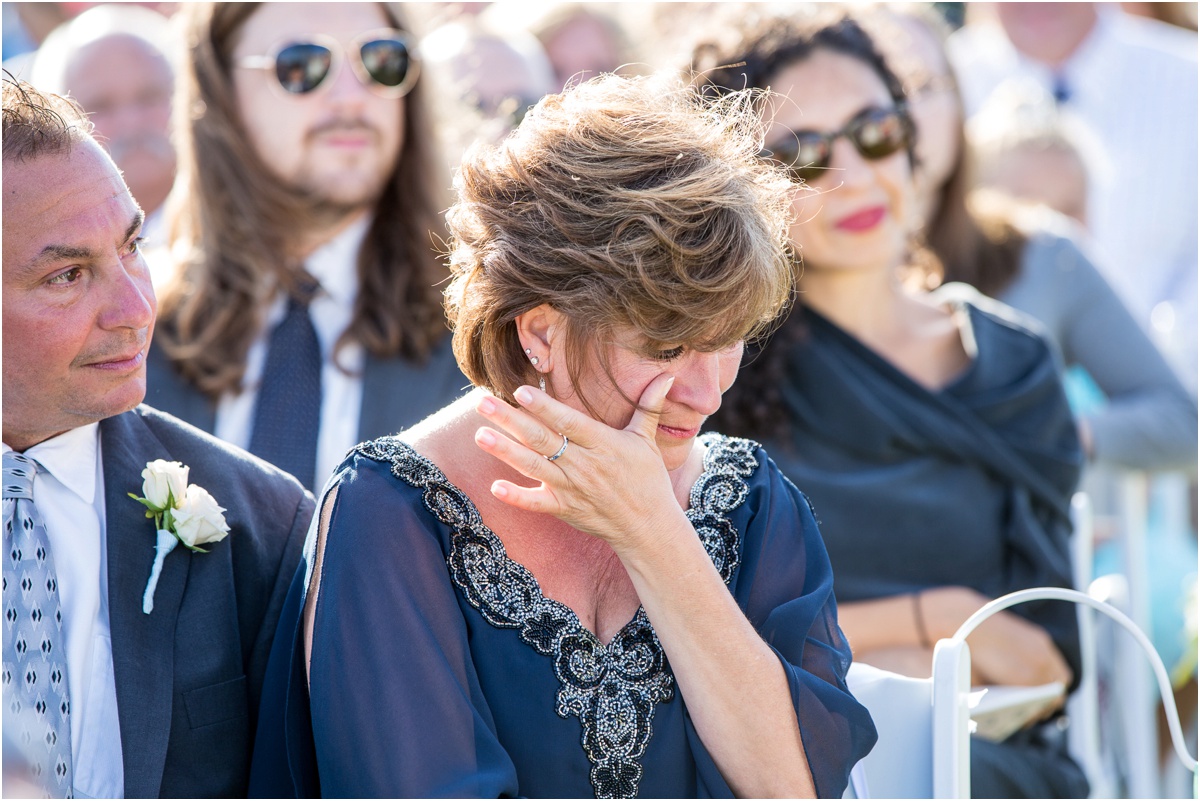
[948,9,1198,391]
[215,215,368,488]
[3,426,124,798]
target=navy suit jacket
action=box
[144,334,469,454]
[101,405,313,797]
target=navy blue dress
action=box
[249,433,876,798]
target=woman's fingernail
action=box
[478,396,496,414]
[477,429,496,446]
[493,483,509,498]
[514,386,533,405]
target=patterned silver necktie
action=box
[3,451,73,798]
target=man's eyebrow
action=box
[125,209,146,244]
[28,209,147,270]
[31,243,94,266]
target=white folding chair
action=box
[934,587,1199,799]
[842,648,973,798]
[1067,492,1117,798]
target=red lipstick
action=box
[834,205,886,232]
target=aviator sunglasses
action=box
[237,29,421,98]
[761,105,914,184]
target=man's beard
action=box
[291,117,399,218]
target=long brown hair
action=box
[925,138,1027,298]
[867,5,1027,297]
[157,2,450,398]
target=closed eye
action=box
[650,346,686,361]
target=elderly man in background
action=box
[423,18,557,145]
[30,4,177,244]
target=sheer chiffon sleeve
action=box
[717,447,878,798]
[251,451,520,798]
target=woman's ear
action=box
[515,304,562,371]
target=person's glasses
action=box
[479,95,542,129]
[761,106,913,184]
[237,29,421,98]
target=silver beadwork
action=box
[353,433,753,799]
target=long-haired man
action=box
[149,2,466,491]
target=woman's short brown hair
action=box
[444,72,795,410]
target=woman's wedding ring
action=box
[546,433,569,462]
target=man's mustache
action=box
[306,118,381,142]
[72,330,150,367]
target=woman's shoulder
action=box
[696,432,765,486]
[927,282,1066,396]
[1007,208,1101,282]
[349,436,444,489]
[320,435,437,498]
[310,436,466,581]
[697,432,816,518]
[931,282,1053,349]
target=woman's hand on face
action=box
[473,373,684,554]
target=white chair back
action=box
[844,662,935,798]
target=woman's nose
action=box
[828,137,875,188]
[668,351,725,416]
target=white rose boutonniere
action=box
[129,460,231,613]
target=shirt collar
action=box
[1058,10,1111,94]
[3,423,101,505]
[305,212,370,308]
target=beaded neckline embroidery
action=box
[357,433,759,799]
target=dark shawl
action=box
[764,288,1084,680]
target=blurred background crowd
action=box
[2,1,1196,797]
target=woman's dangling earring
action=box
[524,345,547,391]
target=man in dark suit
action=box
[147,3,467,492]
[2,76,314,797]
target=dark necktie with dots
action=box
[248,282,323,491]
[2,451,73,798]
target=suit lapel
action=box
[145,341,217,434]
[102,410,191,799]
